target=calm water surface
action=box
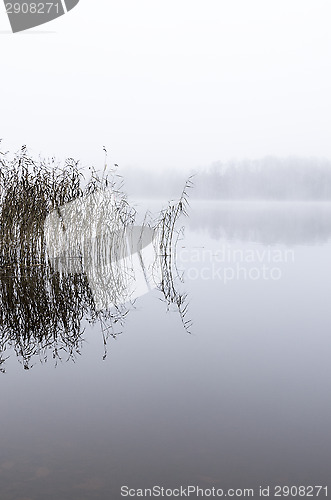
[1,201,331,499]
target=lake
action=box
[1,201,331,499]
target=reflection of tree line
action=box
[0,146,191,372]
[188,202,331,245]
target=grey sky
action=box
[1,0,331,172]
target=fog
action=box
[1,1,331,170]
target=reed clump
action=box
[156,177,194,333]
[0,143,191,371]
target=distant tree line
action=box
[194,157,331,200]
[122,157,331,200]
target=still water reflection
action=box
[1,201,331,500]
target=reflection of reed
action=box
[0,234,96,371]
[0,146,191,371]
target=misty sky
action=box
[1,0,331,172]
